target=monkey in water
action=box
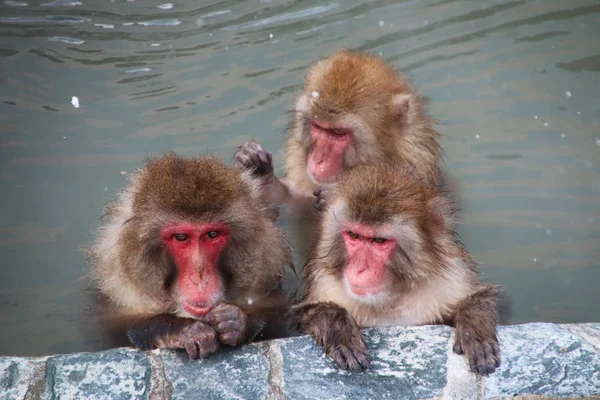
[88,154,293,359]
[234,49,442,207]
[292,164,500,375]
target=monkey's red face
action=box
[307,120,353,184]
[162,222,230,318]
[342,222,395,299]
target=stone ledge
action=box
[1,323,599,400]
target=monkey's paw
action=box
[453,331,501,375]
[313,186,332,212]
[326,339,371,372]
[178,321,219,360]
[234,140,273,177]
[321,315,370,371]
[206,303,248,347]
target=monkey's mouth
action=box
[349,283,385,297]
[183,302,212,317]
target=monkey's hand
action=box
[176,321,220,359]
[206,303,248,347]
[234,140,274,178]
[313,186,331,212]
[295,302,370,371]
[128,316,219,360]
[453,323,501,375]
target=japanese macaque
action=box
[292,164,500,375]
[234,49,441,207]
[88,154,292,359]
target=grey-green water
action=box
[0,0,599,357]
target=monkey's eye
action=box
[347,231,360,240]
[206,231,219,239]
[173,233,189,242]
[372,237,388,244]
[330,128,347,137]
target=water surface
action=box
[1,0,599,356]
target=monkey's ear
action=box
[391,93,413,125]
[428,194,455,231]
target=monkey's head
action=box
[120,154,280,318]
[294,50,423,186]
[317,164,454,305]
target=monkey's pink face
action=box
[162,222,230,318]
[342,222,396,299]
[307,120,353,184]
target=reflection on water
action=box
[0,0,599,356]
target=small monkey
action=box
[293,164,500,375]
[234,50,441,206]
[88,154,292,358]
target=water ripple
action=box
[137,19,182,26]
[41,0,82,6]
[3,1,28,6]
[48,36,84,45]
[0,15,90,24]
[224,4,339,31]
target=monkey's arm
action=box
[234,140,313,208]
[448,285,501,375]
[126,314,219,359]
[293,302,370,371]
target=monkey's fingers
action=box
[183,322,219,359]
[233,141,273,176]
[458,336,501,375]
[215,321,246,346]
[312,186,330,212]
[328,344,370,371]
[194,334,219,359]
[206,304,248,346]
[206,303,246,326]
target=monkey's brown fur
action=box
[89,154,292,354]
[285,49,442,196]
[234,50,442,207]
[294,164,500,375]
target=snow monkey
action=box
[293,164,500,376]
[88,154,293,359]
[234,49,441,207]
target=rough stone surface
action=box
[485,323,600,399]
[566,323,600,352]
[1,323,600,400]
[161,344,270,400]
[443,331,484,400]
[279,325,451,400]
[0,357,45,400]
[43,348,151,400]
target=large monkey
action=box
[292,164,500,376]
[88,154,292,359]
[234,50,441,206]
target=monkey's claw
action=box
[234,140,273,177]
[179,321,219,360]
[206,303,248,347]
[453,332,501,375]
[328,343,371,371]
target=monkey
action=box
[234,49,442,208]
[87,154,293,359]
[291,163,501,376]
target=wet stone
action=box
[161,344,270,400]
[485,323,600,398]
[43,348,151,400]
[0,357,44,400]
[280,325,451,400]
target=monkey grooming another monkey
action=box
[88,154,292,359]
[292,164,500,375]
[234,49,442,207]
